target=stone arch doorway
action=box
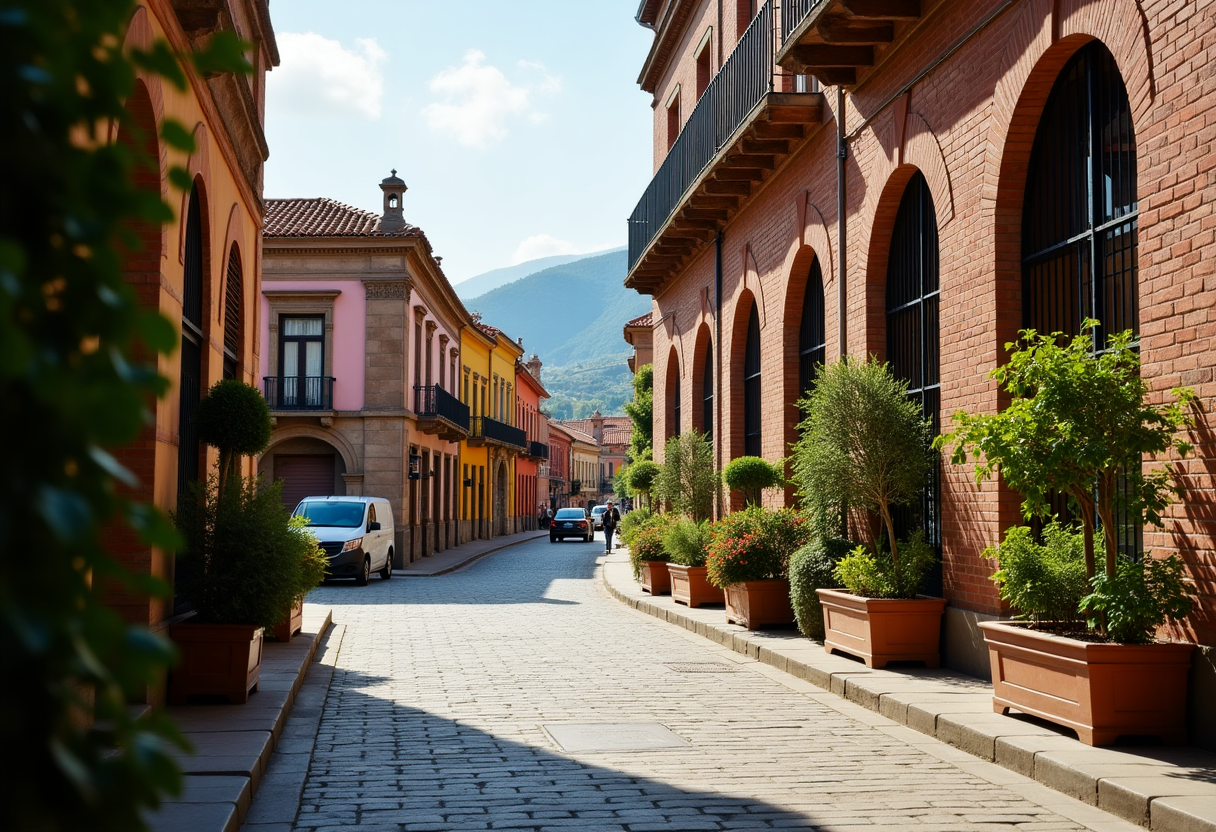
[494,457,509,537]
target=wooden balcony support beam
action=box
[703,180,754,196]
[788,44,875,67]
[740,138,791,154]
[810,67,858,86]
[839,0,920,20]
[819,16,895,44]
[751,122,806,140]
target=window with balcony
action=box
[277,316,327,408]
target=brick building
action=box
[628,0,1216,746]
[258,173,468,566]
[623,311,654,374]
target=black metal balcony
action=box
[626,3,822,295]
[777,0,917,87]
[469,416,527,451]
[414,385,470,442]
[264,376,334,410]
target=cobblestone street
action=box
[273,536,1138,832]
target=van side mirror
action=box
[368,521,381,532]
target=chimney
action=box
[526,354,543,380]
[591,409,604,443]
[379,169,407,233]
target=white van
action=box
[292,496,395,586]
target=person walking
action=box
[602,500,621,552]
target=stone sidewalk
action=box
[600,550,1216,832]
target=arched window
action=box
[1023,41,1140,555]
[672,364,681,437]
[743,304,761,457]
[798,257,826,398]
[665,351,681,439]
[701,340,713,442]
[886,171,940,550]
[177,185,204,501]
[222,244,242,380]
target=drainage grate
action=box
[665,662,740,673]
[543,723,689,752]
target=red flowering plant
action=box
[706,507,810,589]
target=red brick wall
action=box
[640,0,1216,641]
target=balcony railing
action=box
[414,384,470,440]
[471,416,527,450]
[628,2,774,271]
[263,376,334,410]
[781,0,825,43]
[528,440,550,461]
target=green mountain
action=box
[465,249,650,370]
[539,355,635,420]
[454,252,591,301]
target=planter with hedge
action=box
[939,325,1196,745]
[170,381,327,704]
[706,507,809,629]
[628,512,673,595]
[791,357,945,666]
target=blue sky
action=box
[264,1,655,285]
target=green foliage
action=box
[706,507,810,589]
[625,363,655,462]
[791,358,932,565]
[1079,555,1195,644]
[625,459,660,507]
[937,323,1194,581]
[175,477,326,631]
[989,524,1089,630]
[789,538,853,639]
[0,3,249,828]
[654,431,718,522]
[662,516,713,567]
[628,513,674,579]
[723,456,784,506]
[618,506,653,548]
[833,531,936,599]
[196,380,271,486]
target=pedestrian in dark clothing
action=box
[602,501,621,552]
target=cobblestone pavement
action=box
[292,536,1138,832]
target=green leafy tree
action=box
[723,455,784,507]
[625,363,654,462]
[0,3,249,828]
[626,459,660,508]
[654,431,718,522]
[790,358,932,567]
[936,324,1194,581]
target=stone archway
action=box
[494,457,509,537]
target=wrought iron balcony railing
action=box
[528,440,550,460]
[471,416,527,450]
[781,0,823,43]
[414,384,470,438]
[264,376,334,410]
[628,2,774,271]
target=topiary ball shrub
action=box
[196,379,272,457]
[722,456,784,506]
[789,537,853,639]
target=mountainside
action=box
[466,249,650,372]
[454,247,623,301]
[539,355,634,420]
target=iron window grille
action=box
[798,256,827,401]
[1022,41,1141,558]
[743,304,762,457]
[702,342,713,442]
[673,364,682,437]
[177,185,204,504]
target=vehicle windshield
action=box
[591,506,605,515]
[554,509,584,520]
[294,501,365,528]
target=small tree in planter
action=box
[706,507,810,628]
[661,515,720,608]
[723,456,784,507]
[627,512,673,578]
[937,323,1197,744]
[626,460,661,510]
[172,381,327,703]
[654,431,718,521]
[789,358,943,666]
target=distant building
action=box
[515,354,550,531]
[623,311,653,375]
[559,413,632,503]
[547,423,573,509]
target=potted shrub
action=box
[660,516,716,605]
[722,456,784,507]
[790,357,945,666]
[706,507,809,629]
[628,512,673,595]
[788,537,853,640]
[626,460,660,511]
[170,381,327,704]
[939,324,1196,745]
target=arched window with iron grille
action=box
[799,256,826,399]
[672,365,681,437]
[701,340,713,442]
[743,304,761,457]
[222,243,242,380]
[1022,40,1140,557]
[177,185,204,502]
[886,171,941,554]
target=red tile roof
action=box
[264,197,424,238]
[625,312,652,328]
[474,322,502,338]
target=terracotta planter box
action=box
[724,579,794,629]
[979,621,1194,746]
[273,598,304,642]
[817,588,946,668]
[667,563,721,608]
[168,622,264,705]
[639,560,671,595]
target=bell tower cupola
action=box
[379,169,408,233]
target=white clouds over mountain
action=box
[272,33,387,119]
[422,51,561,149]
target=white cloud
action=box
[511,234,582,264]
[422,51,560,149]
[271,33,387,119]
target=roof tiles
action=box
[264,197,423,238]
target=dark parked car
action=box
[549,507,593,543]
